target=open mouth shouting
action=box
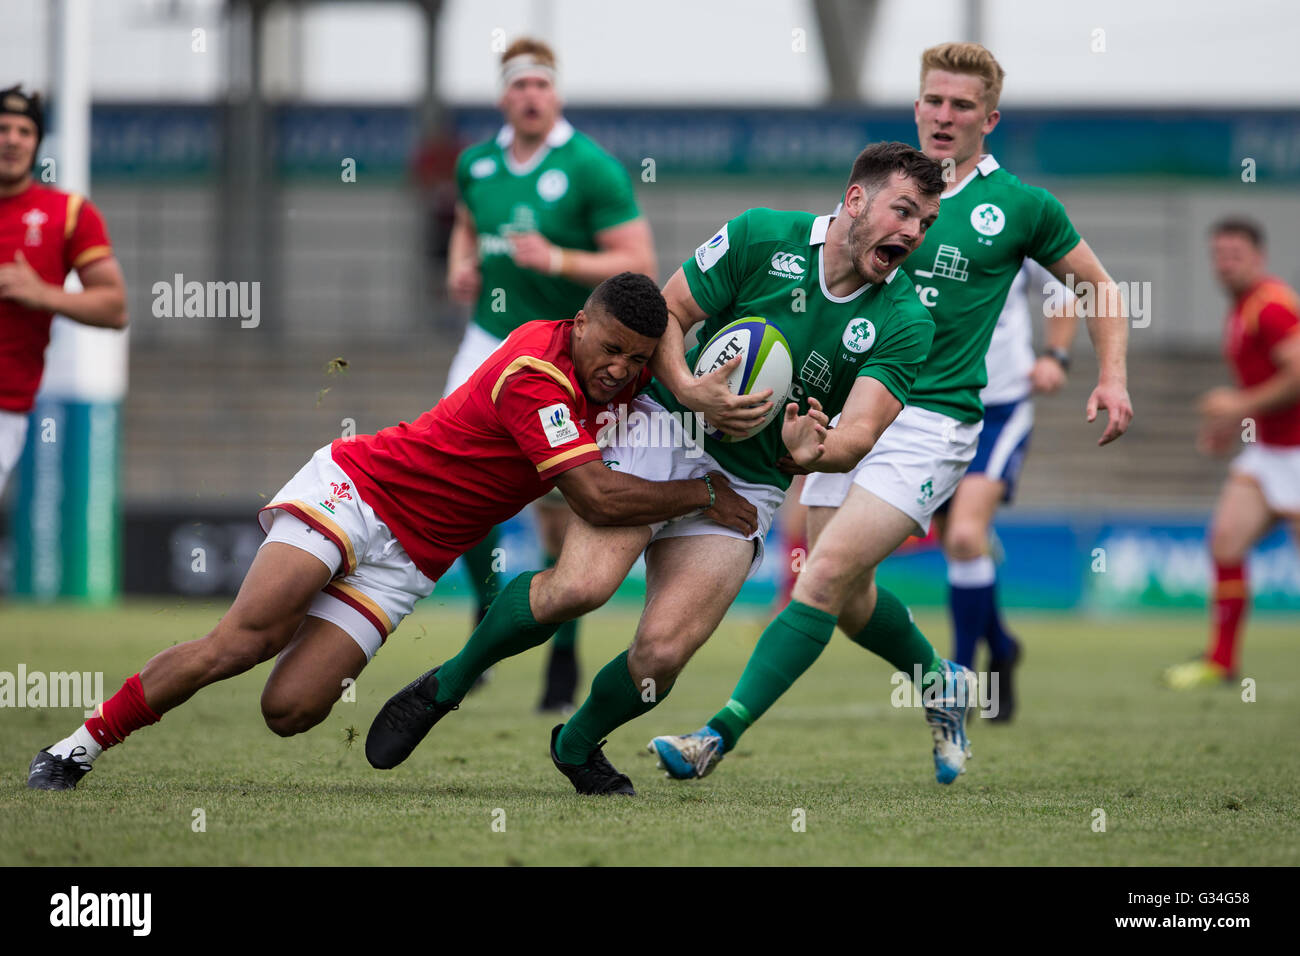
[872,242,910,271]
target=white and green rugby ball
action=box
[691,316,794,441]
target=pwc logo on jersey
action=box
[841,318,876,355]
[768,252,806,279]
[539,403,580,447]
[695,225,730,273]
[971,203,1006,238]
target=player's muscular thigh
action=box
[139,543,333,712]
[530,518,651,622]
[628,535,752,686]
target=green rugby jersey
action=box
[905,155,1080,422]
[647,208,935,491]
[456,119,641,339]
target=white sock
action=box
[49,725,103,764]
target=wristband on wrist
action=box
[549,247,565,276]
[701,473,715,511]
[1043,346,1071,371]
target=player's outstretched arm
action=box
[0,252,127,329]
[555,461,757,535]
[651,268,773,437]
[783,378,903,473]
[1046,239,1134,445]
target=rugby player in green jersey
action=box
[652,41,1134,785]
[445,37,656,711]
[366,143,947,794]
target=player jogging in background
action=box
[0,85,127,494]
[26,275,757,791]
[1165,218,1300,689]
[938,260,1077,720]
[445,37,656,712]
[365,142,945,795]
[651,41,1133,785]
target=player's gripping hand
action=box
[781,397,829,469]
[684,354,774,438]
[1085,380,1133,446]
[701,471,759,536]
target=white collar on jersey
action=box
[495,118,575,175]
[813,210,900,298]
[942,153,1000,199]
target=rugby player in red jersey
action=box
[1165,217,1300,688]
[26,273,757,789]
[0,86,127,492]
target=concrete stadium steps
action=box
[123,341,1234,512]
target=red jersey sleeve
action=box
[63,195,113,273]
[493,368,604,481]
[1256,299,1300,354]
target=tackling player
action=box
[939,260,1077,720]
[1164,218,1300,689]
[651,41,1133,785]
[365,142,946,796]
[26,274,756,790]
[446,37,657,711]
[0,86,127,493]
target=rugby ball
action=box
[692,317,794,442]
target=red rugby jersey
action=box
[331,319,647,582]
[1223,276,1300,446]
[0,182,114,412]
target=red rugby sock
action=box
[1207,563,1247,673]
[84,673,162,750]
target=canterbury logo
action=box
[769,252,806,276]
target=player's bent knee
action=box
[944,522,988,561]
[539,574,614,620]
[261,697,330,737]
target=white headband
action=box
[502,54,557,88]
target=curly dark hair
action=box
[846,141,946,199]
[587,272,668,338]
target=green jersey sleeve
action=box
[582,153,641,234]
[856,306,935,406]
[1026,188,1081,268]
[682,211,754,317]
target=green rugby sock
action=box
[555,651,667,764]
[462,527,503,613]
[435,572,554,703]
[706,600,836,752]
[847,586,944,690]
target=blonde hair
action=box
[920,42,1005,112]
[501,37,557,71]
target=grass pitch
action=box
[2,599,1297,866]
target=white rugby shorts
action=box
[258,445,436,661]
[801,404,982,534]
[1230,442,1300,516]
[600,395,785,578]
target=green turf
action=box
[2,599,1296,866]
